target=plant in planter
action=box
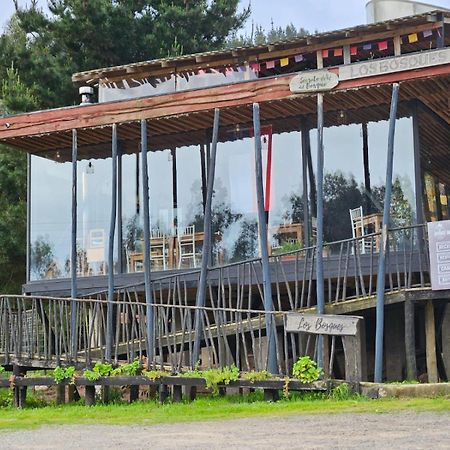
[53,366,76,384]
[272,241,303,258]
[83,362,114,381]
[292,356,323,384]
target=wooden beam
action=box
[2,65,449,144]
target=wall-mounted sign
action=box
[286,313,362,336]
[339,48,450,81]
[427,220,450,291]
[289,70,339,93]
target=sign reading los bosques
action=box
[339,48,450,81]
[286,313,362,336]
[289,70,339,93]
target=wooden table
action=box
[355,212,383,251]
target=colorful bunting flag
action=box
[333,48,343,57]
[350,46,357,56]
[250,63,260,72]
[378,41,388,51]
[280,57,289,67]
[408,33,418,43]
[294,54,304,62]
[363,43,372,50]
[322,49,329,58]
[423,30,433,38]
[266,60,276,69]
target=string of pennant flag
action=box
[244,27,438,73]
[130,26,440,85]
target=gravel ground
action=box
[1,411,450,449]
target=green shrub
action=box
[292,356,322,384]
[111,360,141,377]
[83,362,114,381]
[202,366,239,395]
[242,370,272,383]
[142,370,170,381]
[53,366,75,384]
[329,382,350,400]
[0,366,5,374]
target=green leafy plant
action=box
[242,370,272,383]
[142,370,170,381]
[329,382,350,400]
[53,366,75,384]
[83,362,114,381]
[292,356,323,384]
[0,366,5,374]
[202,366,239,395]
[273,241,303,256]
[111,360,141,377]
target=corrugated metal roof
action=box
[71,10,449,85]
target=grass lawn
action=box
[0,390,449,430]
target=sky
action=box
[2,0,450,35]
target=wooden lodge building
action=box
[0,9,449,383]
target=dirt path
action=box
[1,411,450,449]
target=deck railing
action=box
[0,224,430,374]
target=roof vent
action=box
[79,86,95,105]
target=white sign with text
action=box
[286,313,362,336]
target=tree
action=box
[228,22,309,47]
[2,0,251,108]
[0,66,39,292]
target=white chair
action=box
[150,229,168,270]
[349,206,371,254]
[177,225,196,268]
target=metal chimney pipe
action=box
[79,86,95,105]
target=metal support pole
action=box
[141,120,154,367]
[117,147,124,273]
[253,103,278,375]
[192,109,220,368]
[70,129,78,359]
[106,124,118,362]
[301,120,310,248]
[316,93,325,369]
[374,83,400,383]
[26,153,31,282]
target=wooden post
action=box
[56,384,65,405]
[301,120,310,247]
[85,385,96,406]
[13,365,27,408]
[129,385,139,403]
[341,321,364,383]
[172,385,183,403]
[159,383,169,403]
[101,385,110,404]
[425,300,438,383]
[442,303,450,381]
[404,299,417,380]
[263,389,279,402]
[67,385,80,403]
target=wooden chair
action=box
[177,225,196,268]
